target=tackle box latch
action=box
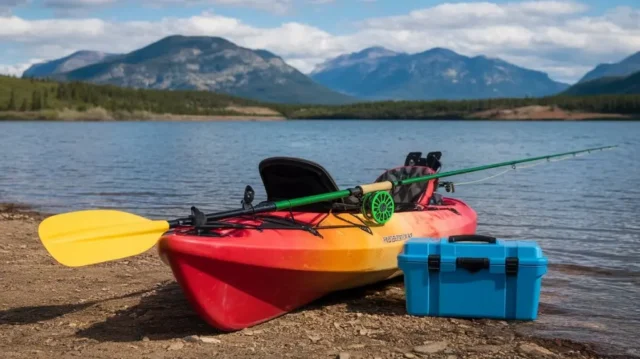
[428,255,441,272]
[506,257,519,276]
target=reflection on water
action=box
[1,119,639,356]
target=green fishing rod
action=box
[267,145,617,215]
[38,145,616,267]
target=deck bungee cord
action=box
[37,145,617,267]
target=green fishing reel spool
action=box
[361,191,395,224]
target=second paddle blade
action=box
[38,209,170,267]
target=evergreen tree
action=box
[7,90,16,111]
[43,90,49,108]
[19,99,28,111]
[31,90,41,110]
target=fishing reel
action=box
[360,191,395,225]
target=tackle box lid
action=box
[398,235,547,268]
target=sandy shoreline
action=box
[0,107,286,122]
[467,105,634,121]
[0,203,617,359]
[0,105,637,122]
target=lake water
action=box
[1,120,639,356]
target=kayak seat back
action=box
[259,157,359,212]
[374,166,437,211]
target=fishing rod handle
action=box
[358,182,393,194]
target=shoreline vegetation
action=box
[0,202,617,359]
[1,75,639,121]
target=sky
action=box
[0,0,638,84]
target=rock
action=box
[167,342,184,351]
[183,335,200,343]
[333,322,342,329]
[447,356,458,359]
[359,329,368,336]
[199,337,221,344]
[469,345,502,353]
[141,336,150,342]
[338,352,350,359]
[348,344,365,349]
[308,334,322,343]
[404,354,416,358]
[414,341,448,354]
[518,343,556,357]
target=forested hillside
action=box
[1,75,638,120]
[0,75,280,119]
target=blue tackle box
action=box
[397,234,548,321]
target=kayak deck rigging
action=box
[175,150,457,238]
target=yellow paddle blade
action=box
[38,209,170,267]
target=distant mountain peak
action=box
[310,46,398,75]
[38,34,354,105]
[358,46,398,56]
[620,51,640,65]
[419,47,459,57]
[578,50,640,83]
[565,69,640,95]
[22,50,120,78]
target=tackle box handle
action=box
[448,235,497,244]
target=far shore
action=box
[0,105,638,122]
[0,107,286,122]
[466,105,635,121]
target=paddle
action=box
[38,145,616,267]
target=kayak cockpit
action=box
[258,151,450,214]
[172,151,460,238]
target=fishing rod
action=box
[38,145,616,267]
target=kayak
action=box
[156,153,478,331]
[36,146,613,331]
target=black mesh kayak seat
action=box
[259,157,359,212]
[374,166,439,211]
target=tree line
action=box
[1,76,264,115]
[2,75,639,118]
[275,95,640,119]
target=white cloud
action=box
[0,58,43,76]
[0,1,639,83]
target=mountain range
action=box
[21,35,640,104]
[309,47,569,100]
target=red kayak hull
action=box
[158,197,477,331]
